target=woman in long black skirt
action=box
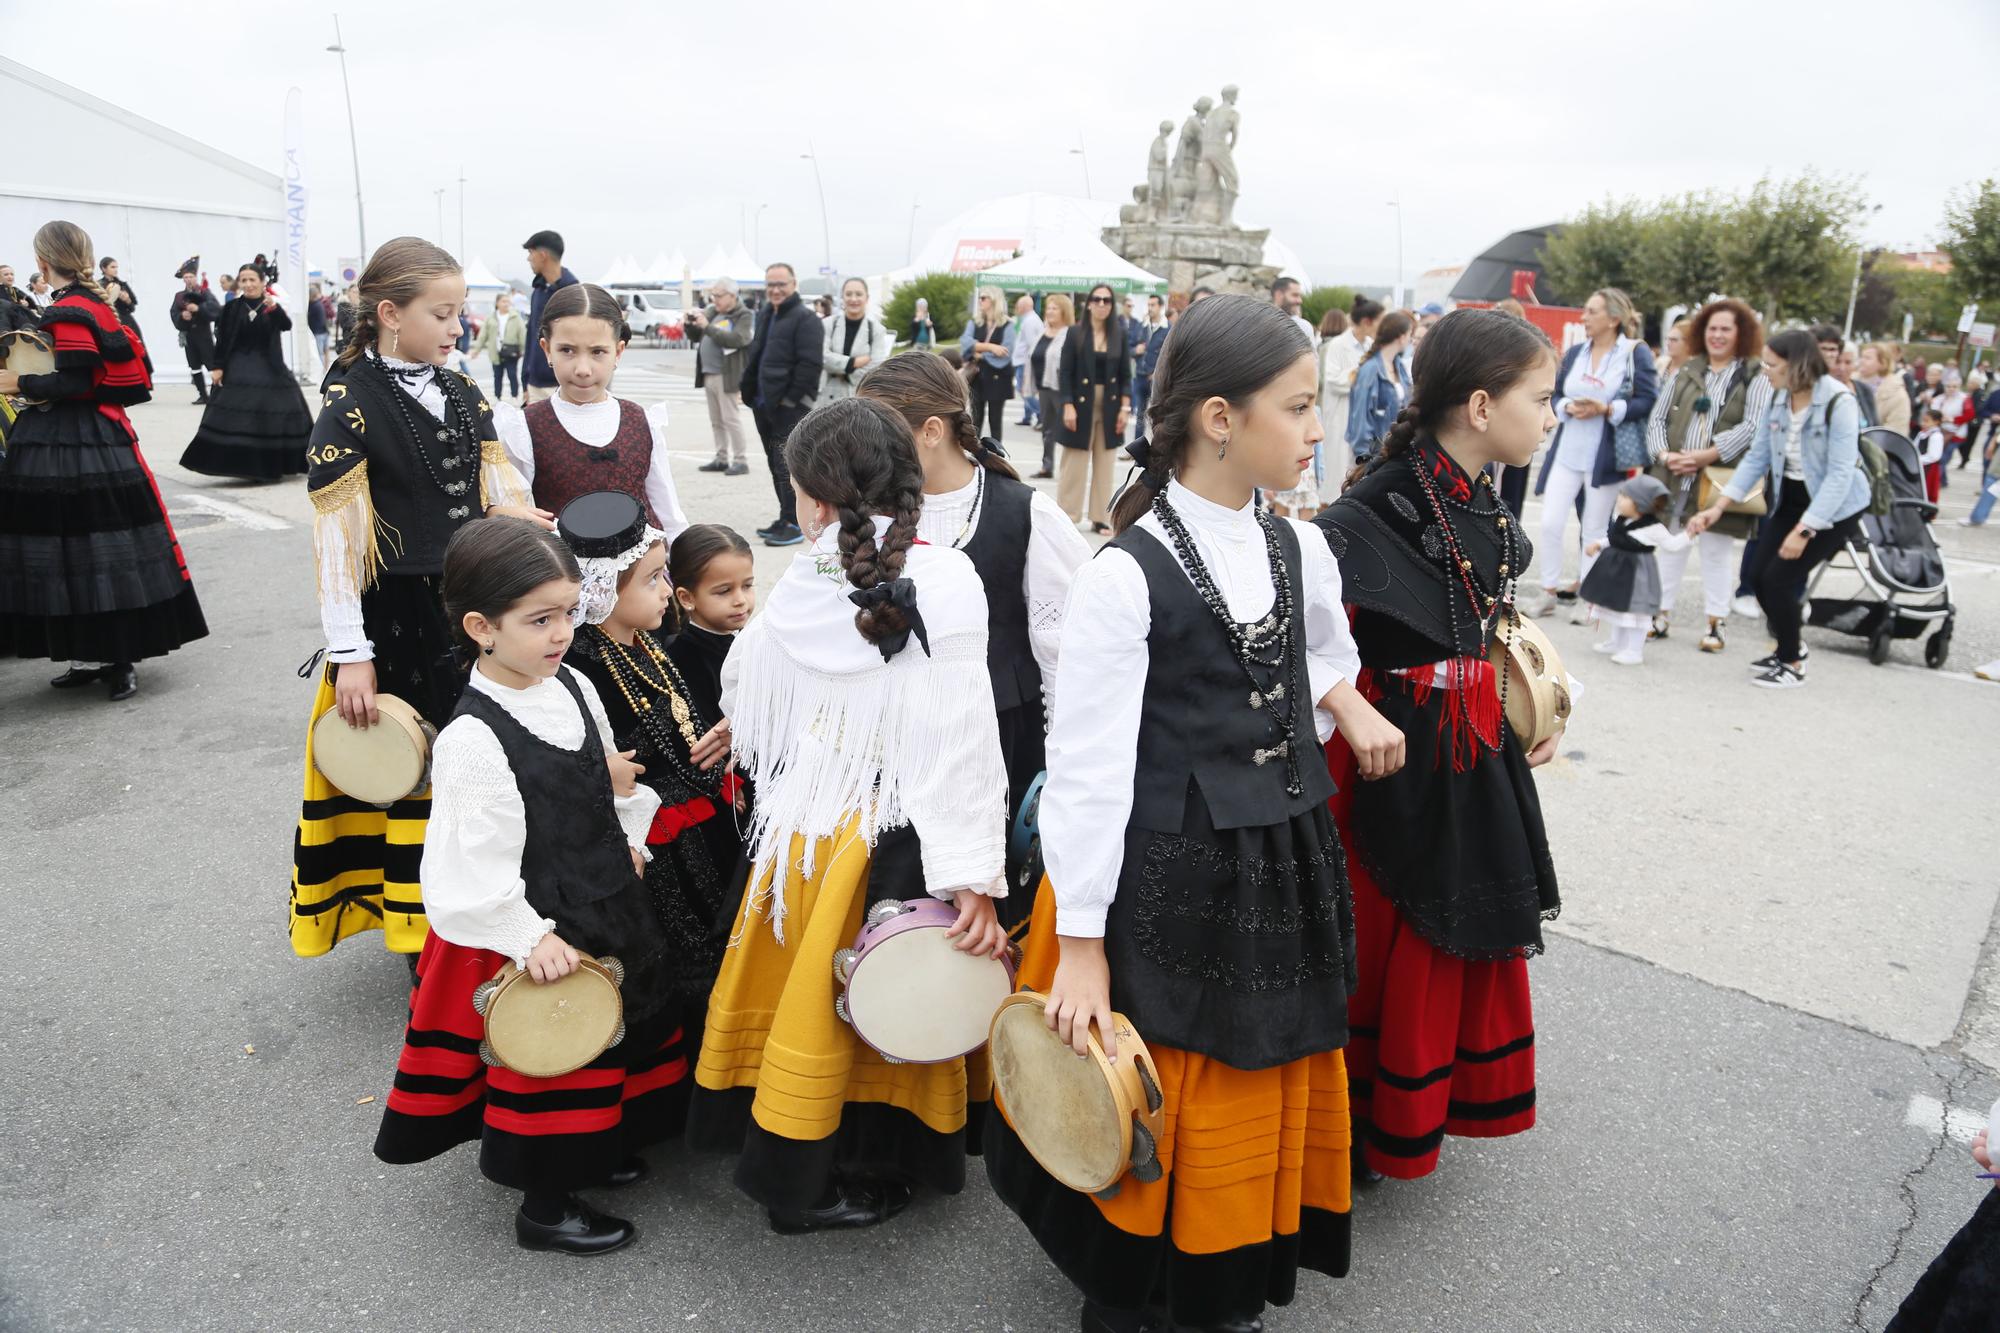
[180,261,312,481]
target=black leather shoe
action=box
[49,667,103,689]
[105,665,137,701]
[766,1180,902,1235]
[698,459,729,472]
[1353,1155,1386,1187]
[601,1155,650,1188]
[514,1196,636,1255]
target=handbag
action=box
[1697,464,1766,517]
[1611,348,1649,471]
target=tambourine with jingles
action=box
[310,693,436,806]
[0,330,55,405]
[471,953,626,1077]
[832,897,1018,1064]
[988,990,1166,1199]
[1487,612,1571,751]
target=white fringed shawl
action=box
[720,528,1009,942]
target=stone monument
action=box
[1104,85,1276,297]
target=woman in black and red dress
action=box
[1314,308,1566,1181]
[0,220,206,702]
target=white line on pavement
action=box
[1905,1093,1988,1143]
[170,491,292,531]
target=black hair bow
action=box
[1126,435,1152,470]
[848,577,931,661]
[977,436,1008,461]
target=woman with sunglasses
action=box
[1058,284,1132,534]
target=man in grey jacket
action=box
[688,277,755,475]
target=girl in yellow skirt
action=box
[290,237,547,959]
[688,396,1013,1234]
[985,294,1406,1333]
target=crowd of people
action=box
[1,216,1993,1330]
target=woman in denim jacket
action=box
[1688,329,1869,690]
[1345,309,1413,470]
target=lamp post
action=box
[906,199,921,265]
[1070,136,1093,198]
[800,144,832,281]
[1387,192,1405,310]
[753,202,769,263]
[1843,203,1885,340]
[433,188,445,241]
[326,16,366,257]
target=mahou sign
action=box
[951,238,1020,273]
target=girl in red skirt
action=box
[372,516,687,1255]
[1315,309,1567,1181]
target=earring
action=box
[1217,434,1230,460]
[481,642,493,656]
[390,328,399,357]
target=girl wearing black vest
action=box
[1314,309,1565,1184]
[987,295,1403,1333]
[373,516,688,1256]
[858,351,1092,932]
[291,237,548,960]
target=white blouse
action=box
[493,395,690,544]
[913,467,1093,713]
[1039,479,1363,938]
[421,667,660,966]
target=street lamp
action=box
[1070,136,1093,198]
[906,199,921,265]
[1843,202,1885,340]
[800,145,832,281]
[753,202,769,263]
[326,16,366,258]
[1387,193,1405,310]
[433,188,446,241]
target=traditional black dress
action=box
[179,297,312,480]
[0,288,208,665]
[1314,441,1559,1179]
[1578,513,1666,616]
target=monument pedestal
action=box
[1103,220,1277,299]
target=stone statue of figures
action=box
[1120,185,1150,226]
[1193,85,1241,226]
[1146,120,1173,221]
[1168,97,1210,222]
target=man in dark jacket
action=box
[167,257,221,404]
[521,229,577,403]
[740,263,822,545]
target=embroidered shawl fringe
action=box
[309,462,386,599]
[480,439,531,509]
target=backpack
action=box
[1831,393,1894,517]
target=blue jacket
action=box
[1135,323,1169,379]
[1346,351,1410,449]
[1724,375,1869,531]
[522,266,577,388]
[1534,338,1659,492]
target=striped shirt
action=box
[1646,361,1773,464]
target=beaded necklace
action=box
[1150,492,1307,799]
[947,465,986,550]
[583,624,723,797]
[370,352,479,502]
[1408,446,1520,756]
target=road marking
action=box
[170,491,292,531]
[1905,1093,1988,1143]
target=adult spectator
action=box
[814,294,834,322]
[1813,324,1876,428]
[27,272,51,304]
[958,285,1014,442]
[820,277,889,402]
[167,257,222,405]
[1056,282,1130,533]
[469,290,526,402]
[1858,343,1911,435]
[99,256,139,333]
[1529,287,1657,619]
[520,229,577,404]
[686,277,754,475]
[909,297,935,349]
[1658,316,1691,384]
[334,283,358,354]
[1412,300,1445,350]
[1687,330,1869,690]
[1312,308,1350,503]
[1914,362,1945,426]
[1345,309,1413,468]
[1028,293,1073,479]
[1644,297,1771,652]
[741,262,822,546]
[1321,297,1379,497]
[1938,368,1975,479]
[1011,295,1044,428]
[306,282,331,365]
[0,264,32,310]
[1962,375,2000,527]
[1271,275,1314,344]
[1130,292,1168,437]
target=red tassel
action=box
[1432,656,1501,773]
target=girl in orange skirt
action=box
[985,295,1405,1333]
[1314,309,1567,1182]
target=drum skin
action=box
[988,991,1165,1196]
[473,955,625,1078]
[311,693,433,806]
[0,331,55,403]
[836,898,1015,1064]
[1487,613,1570,751]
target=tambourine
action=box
[1008,770,1047,899]
[832,897,1017,1064]
[310,693,435,806]
[988,990,1165,1199]
[471,953,626,1078]
[1487,612,1570,751]
[0,330,55,405]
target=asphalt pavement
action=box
[3,349,1996,1333]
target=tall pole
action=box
[906,199,921,265]
[433,188,445,241]
[1387,192,1405,309]
[1070,136,1093,198]
[457,166,466,260]
[753,203,768,262]
[801,144,831,281]
[327,16,366,257]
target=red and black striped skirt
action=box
[373,931,690,1193]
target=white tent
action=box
[598,254,645,285]
[726,244,760,284]
[974,242,1166,296]
[462,256,507,292]
[691,245,733,284]
[641,250,685,284]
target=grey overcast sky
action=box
[14,0,1999,287]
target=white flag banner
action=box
[282,87,311,379]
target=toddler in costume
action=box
[1581,474,1688,665]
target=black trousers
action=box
[1497,462,1528,519]
[1746,479,1859,663]
[752,399,807,525]
[969,379,1007,442]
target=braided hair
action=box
[1107,293,1312,534]
[1349,308,1555,486]
[856,350,1020,480]
[336,237,462,367]
[31,221,114,309]
[783,397,927,649]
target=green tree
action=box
[1301,285,1357,332]
[1718,172,1867,322]
[881,272,975,358]
[1538,198,1647,306]
[1870,259,1961,341]
[1940,178,2000,305]
[1630,191,1733,311]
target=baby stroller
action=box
[1804,428,1955,667]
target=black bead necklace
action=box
[1409,447,1520,756]
[371,352,478,501]
[1150,492,1307,799]
[948,464,986,550]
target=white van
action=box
[608,288,685,341]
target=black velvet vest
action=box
[338,357,499,575]
[959,471,1041,713]
[1113,520,1335,834]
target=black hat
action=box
[557,490,646,559]
[175,255,199,277]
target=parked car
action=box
[608,288,685,343]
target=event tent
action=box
[974,243,1166,296]
[1448,225,1570,305]
[642,250,686,284]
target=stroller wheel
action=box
[1868,620,1894,666]
[1925,624,1952,669]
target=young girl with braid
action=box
[986,294,1402,1333]
[688,396,1013,1235]
[1315,308,1566,1184]
[857,351,1091,930]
